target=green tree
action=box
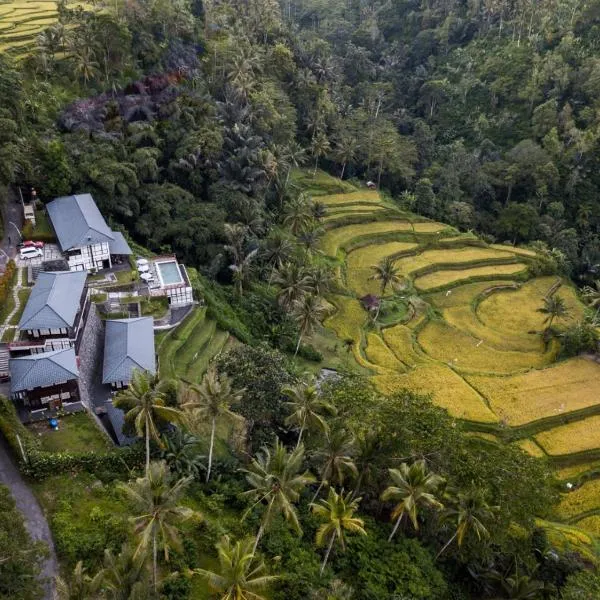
[114,370,181,472]
[414,178,437,218]
[192,536,278,600]
[310,132,331,176]
[381,461,444,541]
[311,487,366,574]
[282,379,336,447]
[283,193,314,235]
[117,461,197,591]
[55,561,103,600]
[100,543,151,600]
[273,262,311,310]
[0,485,46,600]
[312,428,357,502]
[538,294,570,332]
[561,570,600,600]
[332,135,357,180]
[437,488,496,558]
[292,293,327,356]
[180,366,244,482]
[242,439,315,552]
[369,256,402,297]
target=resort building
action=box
[9,347,80,413]
[46,193,131,272]
[11,270,88,355]
[102,317,156,389]
[147,255,193,306]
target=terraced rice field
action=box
[417,320,552,373]
[0,0,97,56]
[307,173,598,539]
[478,277,584,335]
[535,416,600,456]
[394,246,515,276]
[465,358,600,426]
[556,479,600,520]
[414,263,527,291]
[157,307,232,383]
[346,241,419,296]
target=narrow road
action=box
[1,186,23,265]
[0,437,57,599]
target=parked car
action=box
[19,247,43,260]
[22,240,44,248]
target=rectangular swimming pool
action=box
[156,260,183,286]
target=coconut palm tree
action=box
[261,230,294,285]
[352,429,383,498]
[370,256,402,297]
[56,561,103,600]
[282,379,336,448]
[538,294,570,332]
[242,439,315,552]
[312,428,357,502]
[306,264,334,297]
[180,367,244,483]
[292,294,327,357]
[192,535,278,600]
[100,543,150,600]
[311,201,328,221]
[114,370,182,472]
[229,248,259,296]
[117,461,197,591]
[283,193,314,235]
[160,427,205,479]
[437,488,496,558]
[273,262,312,310]
[298,227,324,257]
[381,460,444,541]
[311,487,367,574]
[311,131,331,176]
[332,135,357,180]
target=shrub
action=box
[0,260,16,307]
[0,485,46,599]
[559,322,599,358]
[0,396,144,479]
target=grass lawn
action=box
[0,268,17,325]
[8,287,31,326]
[32,209,55,240]
[28,412,112,454]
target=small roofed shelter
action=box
[360,294,380,313]
[102,317,156,389]
[9,348,80,411]
[18,270,88,344]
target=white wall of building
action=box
[66,242,111,272]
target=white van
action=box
[19,247,43,260]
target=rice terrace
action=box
[0,0,96,56]
[303,171,600,548]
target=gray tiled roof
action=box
[10,348,79,393]
[19,271,87,331]
[102,317,156,384]
[46,193,114,251]
[108,231,132,255]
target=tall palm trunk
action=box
[296,415,307,449]
[388,513,404,542]
[206,416,216,483]
[294,333,303,357]
[311,480,325,504]
[153,532,158,591]
[436,530,458,559]
[352,471,364,499]
[313,156,319,177]
[145,416,151,473]
[340,162,346,180]
[320,531,336,574]
[252,523,265,555]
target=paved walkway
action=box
[0,437,57,599]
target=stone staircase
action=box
[0,345,9,379]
